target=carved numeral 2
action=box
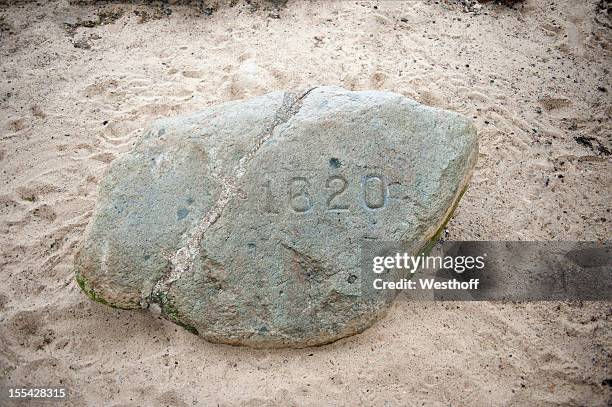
[326,175,349,211]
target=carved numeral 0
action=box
[362,175,387,210]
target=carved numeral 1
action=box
[262,179,279,213]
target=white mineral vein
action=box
[149,88,315,302]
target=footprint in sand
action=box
[540,22,564,37]
[16,183,61,203]
[89,152,116,163]
[31,204,58,222]
[5,116,27,132]
[5,310,56,350]
[369,70,388,89]
[182,70,204,78]
[538,96,573,113]
[224,59,277,99]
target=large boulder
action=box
[74,86,478,348]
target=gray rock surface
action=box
[74,86,478,348]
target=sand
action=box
[0,0,610,405]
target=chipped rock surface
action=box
[74,86,478,348]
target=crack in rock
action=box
[146,87,316,307]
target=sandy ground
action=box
[0,0,611,405]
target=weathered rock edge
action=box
[74,86,478,348]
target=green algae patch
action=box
[150,291,199,335]
[75,272,132,310]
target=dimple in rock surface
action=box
[74,86,478,348]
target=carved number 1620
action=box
[261,175,388,213]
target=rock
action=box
[74,86,478,348]
[227,59,276,99]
